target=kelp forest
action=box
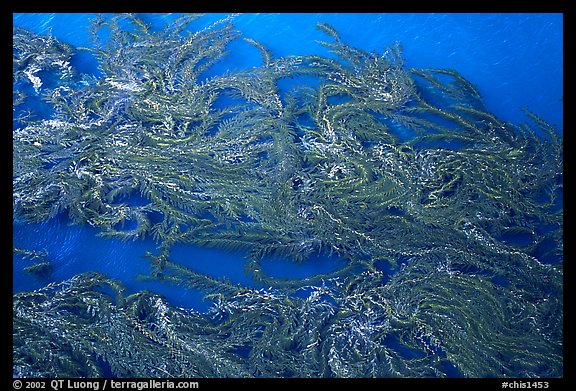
[13,14,563,378]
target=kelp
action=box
[13,15,562,378]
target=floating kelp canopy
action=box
[13,14,562,378]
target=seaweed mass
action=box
[13,14,562,378]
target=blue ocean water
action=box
[13,13,563,313]
[13,13,563,125]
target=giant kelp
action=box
[13,14,562,378]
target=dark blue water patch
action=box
[536,223,562,236]
[375,254,411,279]
[530,237,562,265]
[139,13,211,35]
[326,94,352,106]
[147,210,165,225]
[112,192,150,207]
[373,259,395,285]
[414,334,464,378]
[197,38,263,84]
[235,37,272,69]
[386,205,405,216]
[42,159,63,171]
[92,284,121,302]
[13,216,216,310]
[228,345,252,360]
[440,359,463,378]
[234,14,335,60]
[295,112,316,129]
[16,13,112,50]
[291,286,315,300]
[383,333,427,360]
[496,229,535,248]
[96,356,115,378]
[35,68,67,91]
[14,220,146,279]
[533,186,555,206]
[113,218,139,232]
[448,261,509,288]
[491,274,510,288]
[212,94,255,112]
[250,150,267,165]
[23,262,53,281]
[13,83,55,123]
[13,254,52,293]
[70,50,102,78]
[293,115,317,145]
[260,253,346,280]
